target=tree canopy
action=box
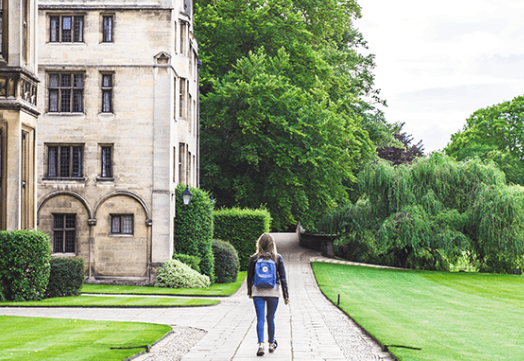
[195,0,396,229]
[316,153,524,273]
[445,95,524,185]
[377,122,424,165]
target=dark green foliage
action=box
[0,230,52,301]
[172,254,201,273]
[45,257,84,298]
[213,207,271,270]
[174,184,215,283]
[377,122,424,165]
[319,153,524,272]
[196,0,397,230]
[212,239,239,284]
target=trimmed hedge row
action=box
[155,259,211,288]
[0,230,52,301]
[174,184,215,283]
[213,239,239,284]
[46,257,84,298]
[213,208,271,270]
[173,253,201,273]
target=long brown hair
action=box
[255,233,277,262]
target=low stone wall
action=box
[296,224,336,258]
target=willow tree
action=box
[318,153,524,272]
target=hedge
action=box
[174,184,215,283]
[0,230,52,301]
[173,253,201,273]
[45,257,85,298]
[213,207,271,270]
[213,239,239,284]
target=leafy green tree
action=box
[195,0,396,229]
[446,95,524,184]
[318,153,524,272]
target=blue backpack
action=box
[254,253,277,288]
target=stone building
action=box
[36,0,199,284]
[0,0,39,231]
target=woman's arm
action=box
[277,254,289,300]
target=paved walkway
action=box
[0,233,393,361]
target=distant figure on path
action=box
[247,233,290,356]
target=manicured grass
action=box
[81,271,247,297]
[0,315,171,360]
[0,295,219,307]
[312,262,524,361]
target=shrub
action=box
[0,230,52,301]
[213,239,239,284]
[155,259,210,288]
[173,254,201,273]
[45,257,84,298]
[175,185,215,283]
[213,207,271,270]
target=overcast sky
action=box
[355,0,524,152]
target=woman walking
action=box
[247,233,290,356]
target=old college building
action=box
[34,0,200,284]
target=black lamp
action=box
[182,186,193,205]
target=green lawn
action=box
[312,262,524,361]
[82,271,247,297]
[0,315,171,360]
[0,295,218,307]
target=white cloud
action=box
[356,0,524,151]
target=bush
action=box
[45,257,85,298]
[213,207,271,270]
[155,259,210,288]
[175,185,215,282]
[173,254,201,273]
[213,239,239,283]
[0,230,52,301]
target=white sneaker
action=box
[269,340,278,353]
[257,342,265,356]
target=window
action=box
[48,73,84,113]
[102,16,113,42]
[47,145,83,178]
[111,215,133,235]
[179,78,186,119]
[179,142,186,184]
[53,214,75,253]
[101,73,112,113]
[101,146,112,178]
[50,15,84,43]
[179,22,187,55]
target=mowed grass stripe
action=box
[0,315,172,360]
[0,295,219,307]
[81,271,247,297]
[312,262,524,361]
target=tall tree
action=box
[195,0,395,230]
[445,95,524,184]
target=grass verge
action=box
[81,271,247,296]
[0,315,171,360]
[0,295,219,307]
[312,262,524,361]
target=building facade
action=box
[36,0,199,284]
[0,0,39,231]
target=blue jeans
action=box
[253,297,279,343]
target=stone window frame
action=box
[179,77,187,119]
[110,214,134,236]
[44,143,84,180]
[49,14,84,43]
[100,13,114,43]
[52,213,76,254]
[47,72,85,114]
[98,144,113,181]
[100,72,113,114]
